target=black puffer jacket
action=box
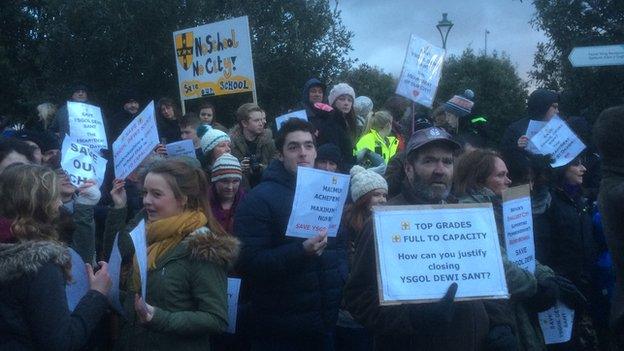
[314,108,356,172]
[234,160,348,337]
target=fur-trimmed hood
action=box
[0,240,70,283]
[185,227,240,269]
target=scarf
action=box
[132,210,206,291]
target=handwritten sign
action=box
[65,248,89,312]
[68,102,108,152]
[529,117,586,167]
[173,16,255,100]
[525,120,547,154]
[226,278,241,334]
[166,139,197,158]
[129,220,148,302]
[286,167,350,238]
[275,110,308,131]
[395,35,445,108]
[372,204,508,304]
[113,101,160,179]
[107,232,125,315]
[502,185,536,273]
[61,135,107,187]
[539,301,575,344]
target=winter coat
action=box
[500,117,533,152]
[229,124,276,189]
[155,116,181,144]
[0,239,109,350]
[458,187,555,351]
[103,208,239,351]
[315,108,357,172]
[107,109,135,147]
[355,129,399,165]
[208,185,246,235]
[598,161,624,335]
[344,181,489,351]
[385,150,406,198]
[300,78,326,122]
[233,160,348,337]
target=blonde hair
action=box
[0,164,60,241]
[37,103,58,130]
[363,110,393,135]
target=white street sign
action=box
[568,44,624,67]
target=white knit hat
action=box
[349,165,388,202]
[211,153,242,182]
[328,83,356,106]
[199,126,230,154]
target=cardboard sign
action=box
[61,135,107,187]
[286,167,350,238]
[65,248,89,312]
[129,220,148,302]
[529,117,586,167]
[68,102,108,152]
[113,101,160,179]
[166,139,197,159]
[226,277,242,334]
[539,301,575,344]
[275,110,308,131]
[502,185,536,273]
[372,204,508,305]
[395,35,445,107]
[173,16,255,100]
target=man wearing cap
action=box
[209,153,246,234]
[344,127,491,350]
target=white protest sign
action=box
[529,116,586,167]
[129,220,148,302]
[502,185,536,273]
[525,120,547,154]
[113,101,160,179]
[372,204,508,304]
[226,278,242,334]
[65,248,89,312]
[61,135,107,187]
[275,110,308,131]
[286,167,350,238]
[166,139,197,159]
[539,301,575,344]
[173,16,255,100]
[107,232,125,315]
[395,35,445,107]
[68,102,108,152]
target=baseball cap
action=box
[406,127,462,157]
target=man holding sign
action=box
[344,127,492,350]
[234,118,347,350]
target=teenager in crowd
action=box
[156,97,182,144]
[198,126,232,176]
[209,153,245,235]
[198,102,227,132]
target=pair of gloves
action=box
[527,275,587,312]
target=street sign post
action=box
[568,44,624,67]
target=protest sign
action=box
[525,120,547,154]
[113,101,160,179]
[61,135,107,187]
[275,110,308,131]
[68,102,108,152]
[372,203,508,304]
[129,220,148,303]
[539,301,575,344]
[107,232,125,315]
[395,35,445,108]
[173,16,256,101]
[226,278,242,334]
[529,117,586,167]
[166,139,197,159]
[65,248,89,312]
[502,185,536,273]
[286,167,350,238]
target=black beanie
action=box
[316,143,342,165]
[527,89,559,119]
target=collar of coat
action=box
[229,124,273,147]
[180,226,240,270]
[0,240,71,283]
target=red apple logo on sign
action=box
[412,90,420,98]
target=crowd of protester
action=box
[0,78,623,351]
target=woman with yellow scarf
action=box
[103,159,239,350]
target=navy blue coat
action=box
[234,160,348,337]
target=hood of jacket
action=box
[184,226,240,269]
[301,78,326,109]
[261,159,297,190]
[0,240,70,283]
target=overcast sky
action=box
[338,0,548,83]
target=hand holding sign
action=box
[134,294,155,323]
[110,179,127,209]
[302,228,328,256]
[86,261,112,296]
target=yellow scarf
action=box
[132,210,206,291]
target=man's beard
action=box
[409,172,451,203]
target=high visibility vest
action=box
[354,129,399,164]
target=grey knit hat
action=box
[349,165,388,202]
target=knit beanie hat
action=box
[527,89,559,119]
[354,96,374,118]
[443,89,475,118]
[316,143,342,166]
[328,83,356,106]
[349,165,388,202]
[198,125,230,154]
[211,153,243,182]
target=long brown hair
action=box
[0,164,60,241]
[343,191,376,233]
[146,159,227,236]
[454,149,501,196]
